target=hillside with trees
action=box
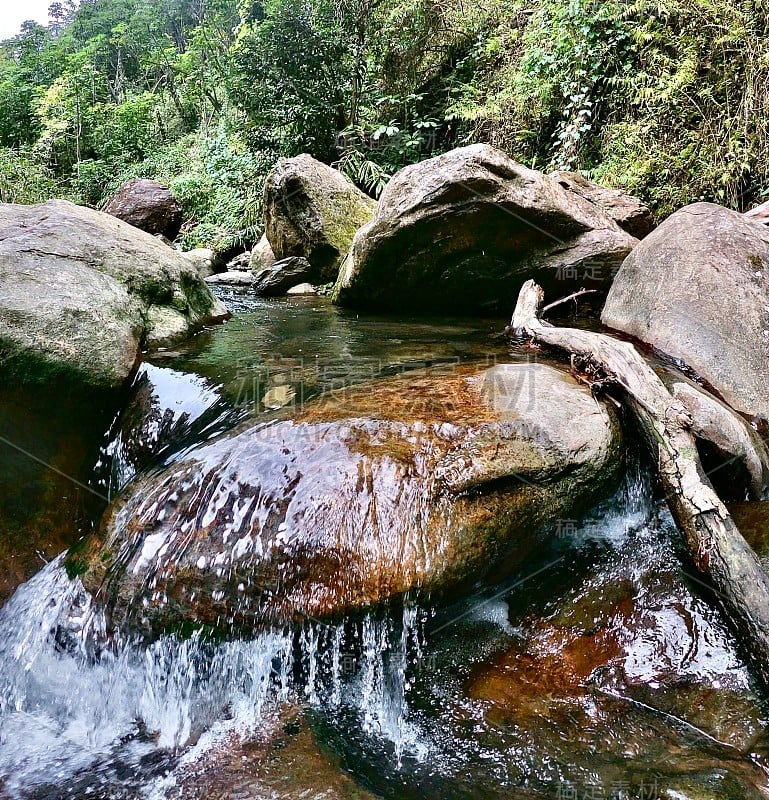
[1,0,767,256]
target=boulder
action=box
[181,247,219,279]
[602,202,769,421]
[0,200,229,389]
[746,200,769,226]
[250,233,276,274]
[264,154,376,283]
[102,178,183,240]
[332,145,637,314]
[205,270,256,286]
[226,251,252,272]
[549,170,655,238]
[253,257,313,296]
[66,362,622,639]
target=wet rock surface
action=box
[67,362,622,638]
[318,469,769,800]
[253,256,314,296]
[333,144,638,313]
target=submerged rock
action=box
[103,178,183,240]
[264,154,376,283]
[332,144,638,313]
[549,170,655,238]
[603,202,769,421]
[0,200,229,389]
[67,363,622,638]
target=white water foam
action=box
[0,560,427,798]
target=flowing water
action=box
[1,293,768,799]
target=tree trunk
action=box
[510,279,769,686]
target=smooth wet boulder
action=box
[602,202,769,421]
[0,200,229,388]
[103,178,183,240]
[205,270,255,286]
[549,170,655,238]
[253,257,313,296]
[332,144,638,314]
[286,283,317,295]
[67,362,622,638]
[264,154,376,283]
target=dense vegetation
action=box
[1,0,767,254]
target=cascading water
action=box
[0,554,427,798]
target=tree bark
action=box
[510,279,769,686]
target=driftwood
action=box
[510,279,769,685]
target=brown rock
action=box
[103,178,183,240]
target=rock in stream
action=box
[66,362,623,639]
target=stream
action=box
[1,293,768,799]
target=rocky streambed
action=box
[2,143,769,800]
[1,292,769,800]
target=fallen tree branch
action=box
[510,279,769,686]
[541,288,599,317]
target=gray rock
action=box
[249,234,276,274]
[205,270,256,286]
[103,178,183,240]
[602,202,769,421]
[746,200,769,226]
[226,251,252,272]
[662,373,769,500]
[264,154,376,283]
[332,144,637,314]
[253,257,313,296]
[549,170,655,238]
[182,248,218,279]
[67,362,622,638]
[0,200,228,389]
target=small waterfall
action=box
[0,559,427,798]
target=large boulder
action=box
[332,145,638,314]
[102,178,183,240]
[264,154,376,283]
[0,200,229,389]
[602,202,769,421]
[253,257,313,296]
[549,170,655,238]
[66,362,622,639]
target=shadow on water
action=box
[0,383,116,606]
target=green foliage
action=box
[0,147,65,203]
[1,0,768,241]
[231,0,348,160]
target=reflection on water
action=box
[1,291,768,799]
[149,294,509,411]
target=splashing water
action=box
[0,558,427,798]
